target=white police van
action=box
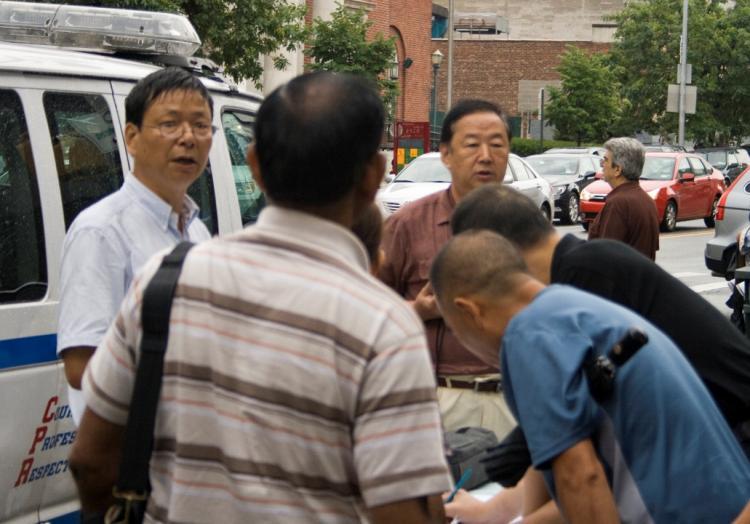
[0,3,264,522]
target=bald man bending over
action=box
[431,230,750,524]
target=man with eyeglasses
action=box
[588,137,659,260]
[57,67,213,424]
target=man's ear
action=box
[357,151,386,203]
[454,296,483,327]
[440,142,452,169]
[246,143,267,193]
[124,123,139,157]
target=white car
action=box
[378,152,554,219]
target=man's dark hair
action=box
[451,183,554,250]
[125,67,213,127]
[254,72,385,207]
[440,99,511,145]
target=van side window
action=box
[187,163,218,235]
[222,110,265,225]
[42,92,123,229]
[0,90,47,303]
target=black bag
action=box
[444,426,498,491]
[82,242,194,524]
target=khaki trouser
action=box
[437,379,516,440]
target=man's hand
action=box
[61,346,95,389]
[443,488,515,524]
[552,439,618,524]
[411,282,441,321]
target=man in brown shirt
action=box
[379,100,516,438]
[589,137,659,260]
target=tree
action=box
[607,0,745,145]
[46,0,307,84]
[545,46,626,144]
[305,4,398,121]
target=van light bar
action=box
[0,2,201,57]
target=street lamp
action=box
[430,49,444,151]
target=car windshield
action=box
[640,157,676,180]
[704,151,727,166]
[394,157,451,183]
[526,156,578,176]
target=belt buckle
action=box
[472,379,502,393]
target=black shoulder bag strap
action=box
[106,241,195,523]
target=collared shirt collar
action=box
[123,174,201,239]
[254,205,370,271]
[436,187,457,226]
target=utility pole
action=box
[678,0,688,146]
[539,88,545,149]
[447,0,454,109]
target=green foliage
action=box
[305,4,398,120]
[44,0,307,84]
[544,46,625,144]
[511,138,592,157]
[608,0,745,145]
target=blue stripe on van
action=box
[0,334,57,370]
[48,510,80,524]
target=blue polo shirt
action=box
[501,285,750,523]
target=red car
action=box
[579,152,726,232]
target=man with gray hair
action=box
[589,137,659,259]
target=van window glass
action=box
[187,162,218,235]
[43,92,123,229]
[222,109,265,225]
[0,90,47,303]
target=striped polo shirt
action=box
[83,206,452,523]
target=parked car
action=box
[579,152,726,232]
[644,144,687,152]
[525,153,600,224]
[378,152,554,220]
[544,146,606,156]
[696,147,750,185]
[705,166,750,277]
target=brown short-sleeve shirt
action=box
[589,181,660,260]
[379,188,497,376]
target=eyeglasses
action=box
[144,121,217,140]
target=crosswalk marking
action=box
[690,281,728,293]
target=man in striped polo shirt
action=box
[69,72,453,523]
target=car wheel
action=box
[660,201,677,232]
[704,197,719,228]
[562,192,580,225]
[541,203,552,222]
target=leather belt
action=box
[437,376,502,393]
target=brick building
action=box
[248,0,434,131]
[430,0,625,138]
[432,40,610,136]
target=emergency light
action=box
[0,1,201,56]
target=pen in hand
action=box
[445,467,473,504]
